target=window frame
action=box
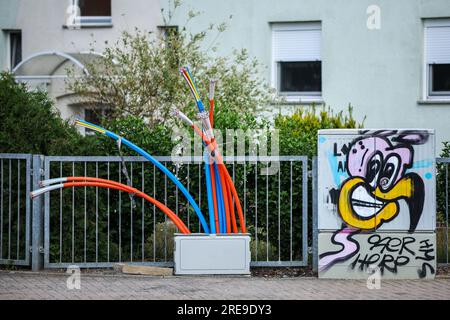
[276,61,322,97]
[83,105,111,134]
[423,19,450,101]
[428,64,450,97]
[271,22,322,103]
[68,0,112,28]
[4,30,22,70]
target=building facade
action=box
[0,0,162,123]
[1,0,450,153]
[162,0,450,154]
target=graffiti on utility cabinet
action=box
[317,129,436,279]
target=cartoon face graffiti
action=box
[338,131,427,232]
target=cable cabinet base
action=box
[174,234,251,275]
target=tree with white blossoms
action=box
[67,0,276,128]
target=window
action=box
[78,0,111,16]
[272,22,322,101]
[424,20,450,100]
[70,0,112,27]
[8,31,22,69]
[158,25,179,40]
[84,107,111,133]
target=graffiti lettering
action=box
[367,235,415,256]
[418,263,435,279]
[415,239,434,261]
[351,253,409,275]
[415,239,435,278]
[347,235,435,276]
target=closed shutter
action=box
[426,25,450,64]
[272,23,321,62]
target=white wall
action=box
[161,0,450,155]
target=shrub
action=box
[275,105,365,157]
[0,72,99,156]
[144,221,178,261]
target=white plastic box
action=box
[173,234,251,275]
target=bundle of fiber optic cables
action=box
[30,67,246,235]
[176,67,246,234]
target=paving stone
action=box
[0,271,449,300]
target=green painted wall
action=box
[161,0,450,154]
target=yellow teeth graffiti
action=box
[338,174,416,230]
[335,134,426,233]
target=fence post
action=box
[312,156,318,273]
[31,155,44,271]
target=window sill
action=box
[276,95,324,105]
[63,23,113,29]
[418,99,450,105]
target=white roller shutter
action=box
[426,24,450,64]
[272,23,321,62]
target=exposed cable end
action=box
[208,79,218,100]
[40,177,67,187]
[172,108,194,127]
[30,184,64,199]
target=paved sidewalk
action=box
[0,271,449,300]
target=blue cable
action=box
[204,153,216,234]
[213,170,223,233]
[76,119,210,233]
[213,162,226,233]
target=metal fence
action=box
[1,153,447,270]
[42,155,308,268]
[0,154,32,266]
[437,157,449,266]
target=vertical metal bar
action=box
[232,162,235,214]
[243,161,246,223]
[107,161,110,263]
[59,162,62,263]
[312,157,318,272]
[43,157,50,268]
[255,161,258,261]
[232,162,235,182]
[198,163,201,233]
[446,163,449,264]
[164,162,167,261]
[8,159,11,260]
[278,160,281,262]
[0,159,3,259]
[71,162,75,263]
[175,165,179,216]
[187,164,190,229]
[24,156,31,265]
[290,160,293,262]
[302,158,309,266]
[95,161,98,263]
[118,162,122,262]
[266,163,269,261]
[130,162,133,262]
[32,155,44,271]
[153,165,156,262]
[141,162,144,262]
[16,160,20,259]
[84,162,87,263]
